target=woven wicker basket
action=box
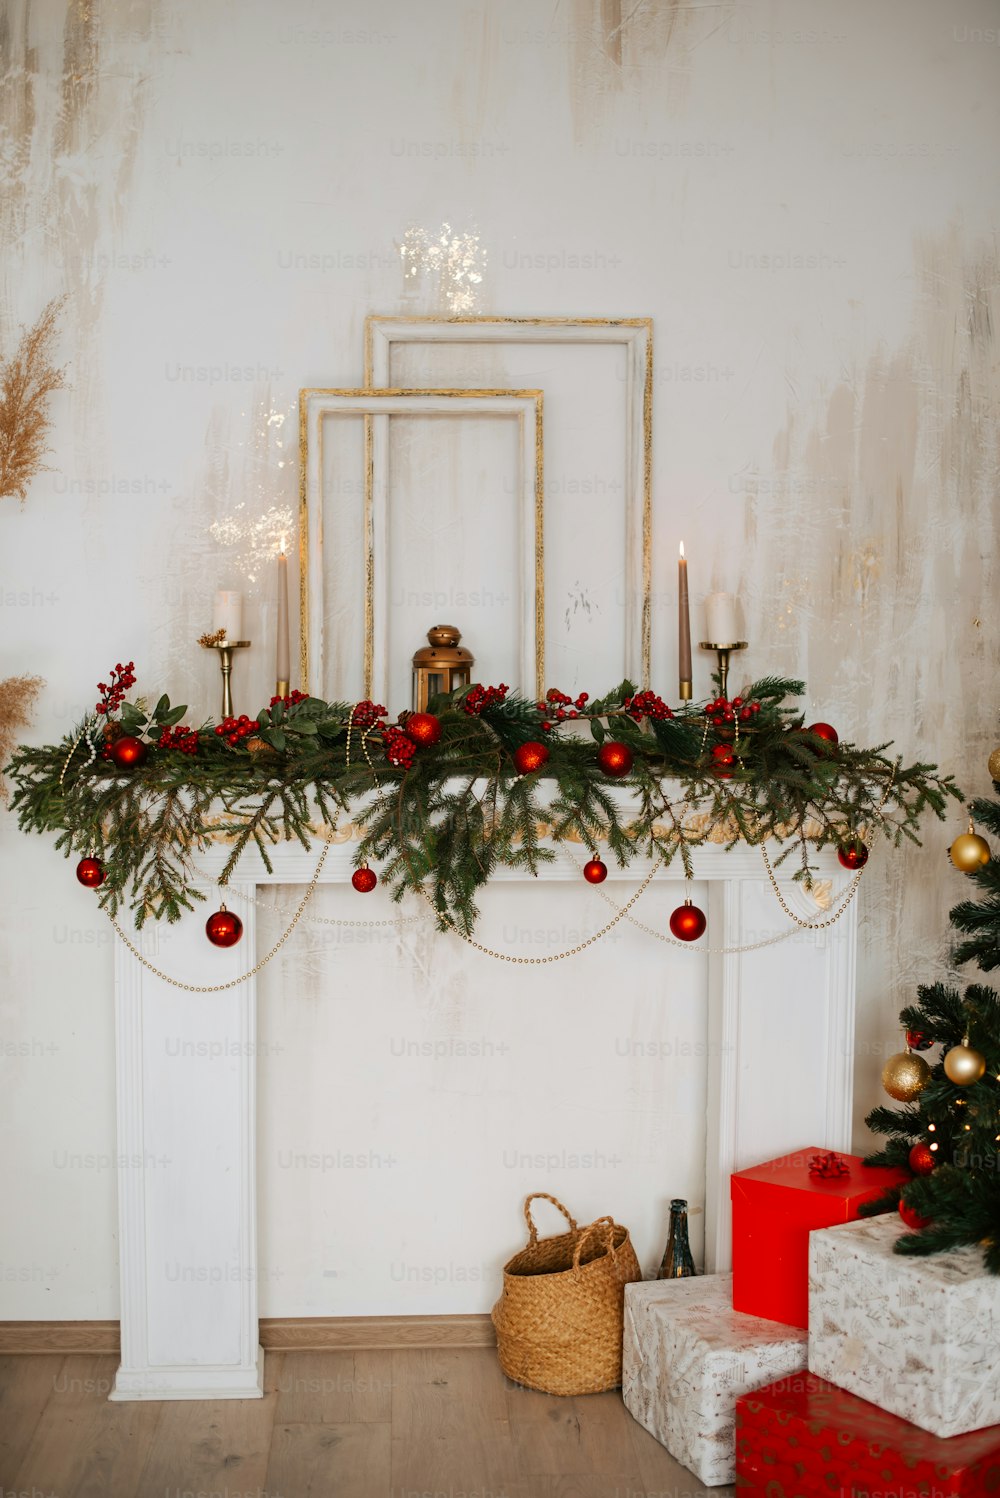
[492,1192,642,1396]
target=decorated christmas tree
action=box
[862,788,1000,1271]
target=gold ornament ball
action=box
[949,832,991,872]
[943,1043,987,1087]
[881,1050,932,1101]
[989,746,1000,782]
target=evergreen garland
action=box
[6,669,961,935]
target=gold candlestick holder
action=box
[202,640,251,719]
[699,640,747,700]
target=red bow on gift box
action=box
[808,1151,851,1179]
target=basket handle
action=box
[523,1193,578,1244]
[572,1215,616,1270]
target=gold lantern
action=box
[412,625,473,711]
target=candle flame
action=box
[679,540,685,559]
[279,534,287,556]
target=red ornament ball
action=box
[405,712,441,747]
[351,866,378,893]
[205,908,243,947]
[807,721,839,747]
[908,1142,936,1176]
[583,857,608,885]
[109,734,148,770]
[837,838,869,871]
[514,740,550,775]
[669,900,707,942]
[597,741,634,778]
[76,856,105,889]
[906,1028,933,1052]
[898,1198,931,1230]
[711,744,735,779]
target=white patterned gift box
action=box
[622,1273,808,1487]
[809,1215,1000,1438]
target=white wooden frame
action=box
[299,389,544,704]
[365,316,653,685]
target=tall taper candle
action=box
[678,541,692,700]
[276,537,290,695]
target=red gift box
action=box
[731,1147,908,1328]
[736,1373,1000,1496]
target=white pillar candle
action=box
[212,590,243,643]
[704,592,742,645]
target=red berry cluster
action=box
[535,688,589,729]
[95,661,136,717]
[623,691,673,722]
[270,689,309,709]
[215,715,260,747]
[158,725,199,755]
[463,683,509,715]
[351,700,387,728]
[704,695,761,726]
[382,725,416,768]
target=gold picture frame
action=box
[364,316,653,685]
[298,388,544,702]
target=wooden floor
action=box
[0,1347,730,1498]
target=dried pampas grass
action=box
[0,675,44,801]
[0,298,68,504]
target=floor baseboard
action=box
[0,1314,496,1356]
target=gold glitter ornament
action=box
[988,746,1000,782]
[882,1050,932,1101]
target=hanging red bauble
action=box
[898,1198,931,1230]
[908,1142,936,1176]
[205,907,243,947]
[807,722,839,745]
[906,1028,933,1052]
[837,838,869,871]
[597,741,633,777]
[711,744,734,779]
[109,734,148,770]
[405,712,441,748]
[514,740,549,775]
[583,857,608,884]
[76,856,105,889]
[351,866,378,893]
[669,899,707,942]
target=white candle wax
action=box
[704,592,742,645]
[276,544,290,684]
[212,590,243,643]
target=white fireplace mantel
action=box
[109,827,856,1401]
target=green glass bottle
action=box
[656,1198,697,1279]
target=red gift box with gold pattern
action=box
[731,1148,909,1328]
[735,1373,1000,1496]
